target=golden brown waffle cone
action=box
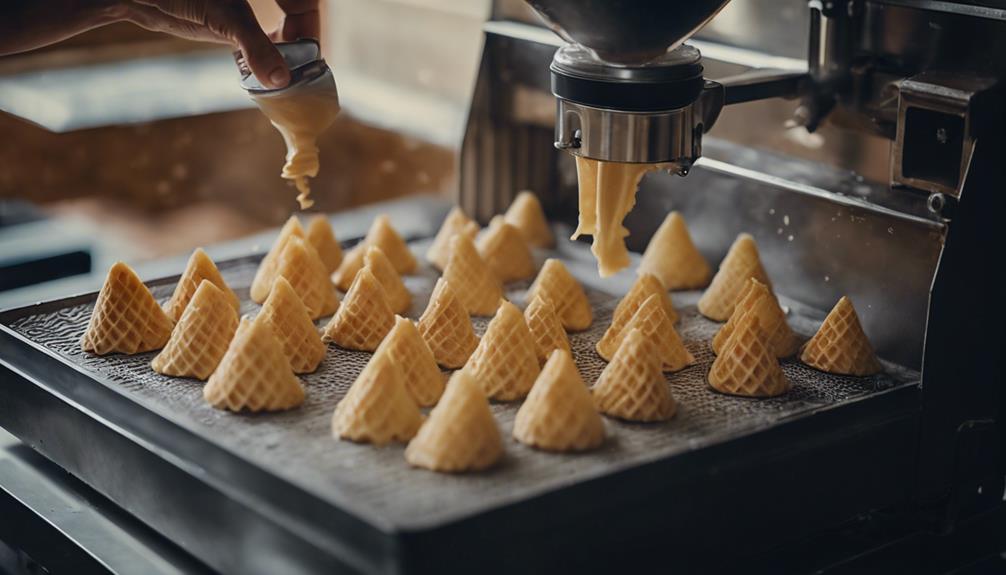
[81,262,174,355]
[374,316,445,407]
[163,248,240,322]
[332,244,365,292]
[257,276,326,374]
[426,207,479,271]
[306,215,343,274]
[524,295,571,364]
[405,370,503,473]
[513,349,605,451]
[204,318,305,412]
[708,312,790,397]
[364,245,411,314]
[322,268,395,351]
[417,279,479,369]
[592,328,677,422]
[464,300,540,401]
[504,190,554,248]
[251,216,304,303]
[442,234,502,316]
[367,215,417,275]
[637,211,711,290]
[713,278,799,358]
[698,233,772,321]
[332,352,423,445]
[597,294,694,372]
[275,236,340,319]
[527,259,593,331]
[800,296,882,376]
[600,273,678,352]
[152,281,238,379]
[476,216,536,283]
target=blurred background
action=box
[0,0,888,307]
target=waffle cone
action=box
[332,352,423,445]
[600,273,677,351]
[426,207,479,271]
[698,233,772,321]
[364,245,411,314]
[405,370,503,473]
[713,278,799,358]
[524,295,571,364]
[513,349,604,451]
[306,215,343,273]
[322,268,395,351]
[464,300,540,401]
[251,216,304,303]
[597,294,693,372]
[366,215,417,275]
[152,281,239,379]
[375,316,445,407]
[442,234,502,316]
[81,262,174,355]
[800,296,882,376]
[637,211,711,290]
[476,216,536,283]
[257,276,326,374]
[275,236,340,319]
[417,279,479,369]
[332,244,365,291]
[592,328,677,422]
[504,190,553,248]
[527,259,592,331]
[708,312,790,397]
[204,318,305,412]
[164,248,240,322]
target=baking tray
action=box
[0,237,921,574]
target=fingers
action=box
[127,4,228,44]
[274,0,320,41]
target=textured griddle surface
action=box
[6,244,918,531]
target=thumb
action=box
[232,19,289,89]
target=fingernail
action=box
[268,67,290,88]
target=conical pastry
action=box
[204,318,305,412]
[405,370,503,473]
[596,294,694,372]
[524,295,571,364]
[442,233,502,316]
[637,211,712,290]
[364,245,411,314]
[476,216,536,283]
[713,278,799,358]
[306,215,343,274]
[257,276,326,374]
[463,300,540,401]
[152,281,239,379]
[592,328,676,422]
[513,349,604,451]
[417,279,479,369]
[426,207,479,271]
[527,259,592,331]
[599,273,678,351]
[322,268,395,351]
[163,248,240,322]
[800,296,882,376]
[81,262,174,355]
[504,190,553,248]
[251,216,304,303]
[708,312,790,397]
[698,233,772,321]
[275,236,340,319]
[366,215,417,275]
[375,316,445,407]
[332,352,423,445]
[332,243,365,291]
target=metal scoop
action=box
[234,39,336,96]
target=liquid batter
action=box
[573,157,666,277]
[253,87,341,210]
